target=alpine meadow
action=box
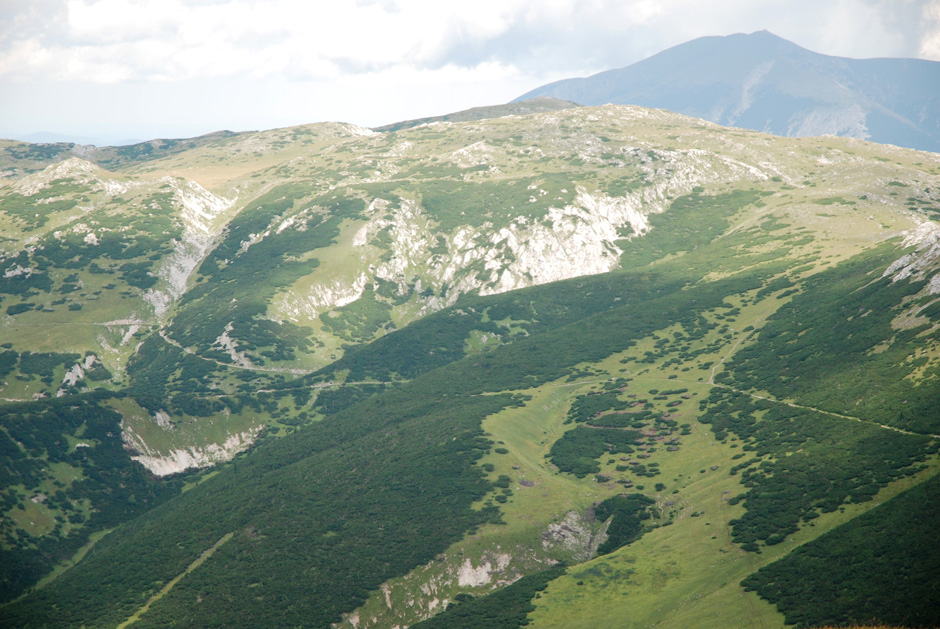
[1,97,940,628]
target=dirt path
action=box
[118,531,234,628]
[708,333,745,386]
[710,382,940,439]
[705,325,940,440]
[194,379,399,399]
[159,329,315,375]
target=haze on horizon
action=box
[2,0,939,146]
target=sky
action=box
[1,0,939,145]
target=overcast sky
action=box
[2,0,939,144]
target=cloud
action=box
[0,0,536,83]
[921,0,940,60]
[2,0,937,140]
[2,0,937,87]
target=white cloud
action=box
[920,0,940,60]
[0,0,538,83]
[1,0,935,85]
[1,0,936,140]
[66,0,179,44]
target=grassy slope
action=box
[0,254,769,625]
[352,257,937,628]
[1,248,932,619]
[334,207,939,627]
[743,471,940,628]
[4,232,938,628]
[2,106,940,625]
[523,250,939,626]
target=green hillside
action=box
[1,105,939,627]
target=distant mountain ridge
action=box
[15,132,140,147]
[373,96,579,132]
[515,30,940,152]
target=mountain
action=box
[14,132,130,147]
[373,96,580,132]
[0,130,242,178]
[515,30,940,153]
[1,105,940,628]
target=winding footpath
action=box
[707,329,940,440]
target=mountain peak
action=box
[514,32,940,152]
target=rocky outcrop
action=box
[145,179,234,317]
[541,510,608,563]
[123,423,261,476]
[280,131,768,339]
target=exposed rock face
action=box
[334,510,607,628]
[335,547,542,629]
[145,179,234,317]
[885,221,940,294]
[455,554,515,587]
[56,354,98,397]
[123,424,261,476]
[212,323,255,368]
[541,510,608,563]
[11,158,100,196]
[280,125,770,333]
